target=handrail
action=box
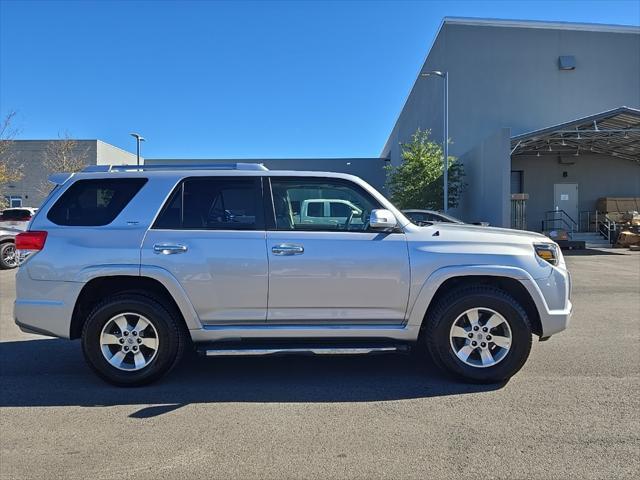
[597,214,617,245]
[578,210,603,233]
[543,209,578,234]
[545,209,578,227]
[542,217,575,235]
[82,163,269,173]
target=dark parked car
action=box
[402,209,490,227]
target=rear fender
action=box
[74,264,202,330]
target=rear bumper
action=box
[15,317,61,337]
[13,267,82,339]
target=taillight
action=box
[16,231,48,251]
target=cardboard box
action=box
[544,229,570,241]
[616,231,640,247]
[596,198,640,214]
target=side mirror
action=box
[369,209,397,230]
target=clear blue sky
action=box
[1,0,638,159]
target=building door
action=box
[553,183,578,225]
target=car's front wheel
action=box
[423,285,532,383]
[81,294,186,386]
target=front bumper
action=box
[531,266,573,337]
[538,300,573,337]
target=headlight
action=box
[534,243,559,266]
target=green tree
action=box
[385,129,464,210]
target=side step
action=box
[200,344,409,357]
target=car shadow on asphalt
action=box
[0,339,505,417]
[562,248,625,256]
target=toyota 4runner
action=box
[14,163,572,386]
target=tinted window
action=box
[154,177,263,230]
[406,212,424,223]
[306,202,325,217]
[270,177,381,232]
[47,178,147,226]
[330,202,352,217]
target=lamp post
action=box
[129,133,145,166]
[420,70,449,212]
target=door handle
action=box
[271,243,304,256]
[153,243,188,255]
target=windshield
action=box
[0,209,33,220]
[433,212,464,223]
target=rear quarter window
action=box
[47,178,147,226]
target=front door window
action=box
[270,177,380,232]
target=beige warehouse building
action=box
[1,140,137,208]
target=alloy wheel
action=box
[99,313,159,371]
[2,244,17,268]
[449,307,512,368]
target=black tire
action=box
[81,293,186,386]
[0,242,17,269]
[423,285,532,383]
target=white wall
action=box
[96,140,138,165]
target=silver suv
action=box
[14,164,572,386]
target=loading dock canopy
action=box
[510,106,640,163]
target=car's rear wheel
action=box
[0,242,18,269]
[423,285,532,383]
[81,294,185,386]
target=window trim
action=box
[265,176,385,233]
[151,176,265,231]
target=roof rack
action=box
[82,163,269,173]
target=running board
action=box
[202,345,407,357]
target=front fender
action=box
[406,264,550,327]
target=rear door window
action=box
[153,177,263,230]
[47,178,147,226]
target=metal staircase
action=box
[575,211,618,247]
[542,209,578,235]
[569,232,613,248]
[543,210,618,248]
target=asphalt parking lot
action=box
[1,251,639,480]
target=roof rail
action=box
[82,165,112,172]
[81,163,269,173]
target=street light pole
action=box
[420,71,449,212]
[129,133,145,166]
